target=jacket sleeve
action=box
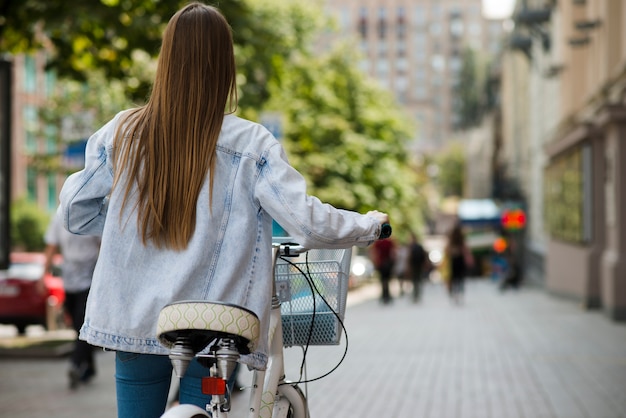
[58,116,118,236]
[254,141,380,249]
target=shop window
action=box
[544,144,592,243]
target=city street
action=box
[1,279,626,418]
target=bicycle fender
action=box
[160,404,211,418]
[272,397,291,418]
[275,384,308,418]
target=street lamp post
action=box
[0,58,12,270]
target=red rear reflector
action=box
[201,376,227,395]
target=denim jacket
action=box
[59,112,381,369]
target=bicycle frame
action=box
[246,280,308,418]
[160,243,309,418]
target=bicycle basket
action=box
[275,247,352,346]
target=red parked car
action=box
[0,252,66,335]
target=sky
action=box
[482,0,516,19]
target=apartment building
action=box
[501,0,626,320]
[9,52,60,213]
[323,0,506,153]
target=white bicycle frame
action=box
[161,244,310,418]
[246,280,308,418]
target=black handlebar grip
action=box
[379,223,392,240]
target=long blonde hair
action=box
[112,3,237,251]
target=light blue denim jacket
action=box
[59,112,381,369]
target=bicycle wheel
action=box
[273,384,309,418]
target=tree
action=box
[435,143,466,198]
[10,199,49,251]
[5,0,428,235]
[29,70,136,176]
[0,0,312,104]
[453,47,490,130]
[266,43,425,234]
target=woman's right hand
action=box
[366,210,389,225]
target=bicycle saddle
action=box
[157,300,260,355]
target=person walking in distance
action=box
[444,223,474,304]
[407,232,427,303]
[40,210,101,389]
[371,237,396,304]
[58,4,390,416]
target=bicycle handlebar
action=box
[272,242,308,257]
[379,223,392,240]
[273,223,392,255]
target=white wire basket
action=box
[275,247,352,347]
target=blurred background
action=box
[0,0,624,333]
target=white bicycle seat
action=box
[157,301,260,354]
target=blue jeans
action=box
[115,352,214,418]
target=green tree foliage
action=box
[233,0,327,113]
[30,70,136,176]
[453,47,490,130]
[266,43,424,233]
[3,0,426,235]
[1,0,327,107]
[435,143,466,197]
[0,0,296,103]
[10,199,50,251]
[1,0,185,100]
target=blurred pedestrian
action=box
[407,232,427,303]
[444,223,474,304]
[394,241,409,296]
[40,210,101,389]
[371,237,396,304]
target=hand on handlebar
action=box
[366,210,392,240]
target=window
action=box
[396,57,408,73]
[376,59,389,76]
[45,69,56,97]
[24,55,37,92]
[544,145,592,243]
[359,7,368,38]
[450,17,464,38]
[413,5,426,27]
[414,85,428,100]
[339,8,350,31]
[378,6,387,40]
[23,106,38,153]
[395,75,408,92]
[430,22,442,37]
[377,42,387,58]
[45,124,57,153]
[397,40,406,57]
[431,55,446,72]
[449,56,462,72]
[358,59,370,73]
[396,6,406,39]
[47,175,57,211]
[27,168,37,202]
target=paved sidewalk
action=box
[289,280,626,418]
[1,279,625,417]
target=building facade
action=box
[501,0,626,320]
[10,52,60,213]
[322,0,505,153]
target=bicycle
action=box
[157,225,391,418]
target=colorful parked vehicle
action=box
[0,252,66,335]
